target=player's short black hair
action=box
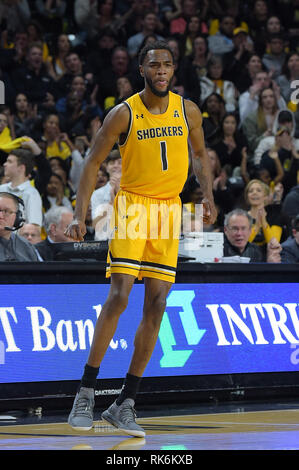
[138,40,175,66]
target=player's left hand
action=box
[64,219,86,241]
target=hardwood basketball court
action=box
[1,402,299,450]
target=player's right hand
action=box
[64,219,86,241]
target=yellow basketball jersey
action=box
[119,91,189,199]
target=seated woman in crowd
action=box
[104,75,135,112]
[11,93,39,139]
[254,15,285,56]
[244,178,290,251]
[200,54,238,112]
[201,92,226,145]
[231,53,264,94]
[246,0,269,44]
[253,155,284,189]
[212,112,248,170]
[180,16,209,57]
[275,52,299,105]
[56,74,102,118]
[48,157,75,202]
[46,33,72,81]
[41,113,72,163]
[42,171,73,213]
[242,86,280,157]
[259,124,299,194]
[59,91,88,137]
[179,35,209,105]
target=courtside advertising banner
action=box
[0,283,299,383]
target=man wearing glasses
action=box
[223,208,282,263]
[0,192,40,261]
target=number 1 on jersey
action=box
[160,141,168,171]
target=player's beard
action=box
[144,73,173,97]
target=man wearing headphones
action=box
[0,192,40,261]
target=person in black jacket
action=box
[282,185,299,219]
[212,112,248,169]
[222,27,255,93]
[10,43,56,106]
[35,206,74,260]
[281,214,299,263]
[223,208,281,262]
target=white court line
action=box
[140,408,299,420]
[2,408,299,432]
[138,409,299,428]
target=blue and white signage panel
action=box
[0,283,299,383]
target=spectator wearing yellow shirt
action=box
[244,179,289,248]
[41,113,72,161]
[0,113,31,164]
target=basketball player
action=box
[66,41,217,437]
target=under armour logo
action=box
[174,110,180,117]
[136,114,144,119]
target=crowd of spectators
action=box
[0,0,298,263]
